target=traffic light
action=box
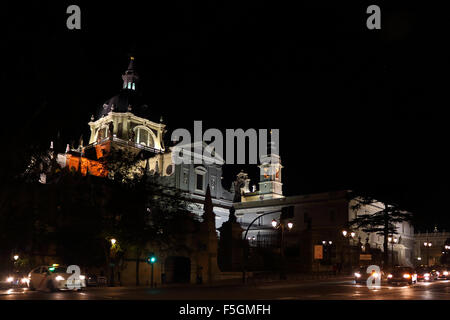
[147,253,157,264]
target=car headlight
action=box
[55,276,65,281]
[424,273,430,277]
[444,271,448,276]
[354,272,361,278]
[21,278,28,284]
[6,277,14,282]
[403,274,411,279]
[387,274,393,278]
[79,275,85,280]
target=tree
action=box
[96,146,194,285]
[349,192,412,268]
[0,144,195,286]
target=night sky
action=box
[3,1,450,231]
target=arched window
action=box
[132,83,136,90]
[134,127,154,147]
[128,82,132,89]
[97,126,108,140]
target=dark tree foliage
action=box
[0,145,195,285]
[348,191,412,268]
[98,146,196,285]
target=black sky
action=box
[3,1,450,231]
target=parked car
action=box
[354,266,384,284]
[0,272,29,289]
[86,274,107,287]
[416,266,439,282]
[86,274,98,287]
[28,265,86,292]
[387,266,417,285]
[434,266,449,280]
[0,274,14,289]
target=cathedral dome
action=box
[97,90,149,119]
[95,56,150,120]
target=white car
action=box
[28,265,86,292]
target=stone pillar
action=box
[218,207,244,272]
[201,185,221,283]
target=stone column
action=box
[218,207,244,272]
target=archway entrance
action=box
[164,256,191,283]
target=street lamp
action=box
[342,230,357,272]
[12,254,19,274]
[321,240,334,266]
[424,241,432,266]
[272,218,294,280]
[242,210,287,283]
[271,219,278,228]
[109,238,118,286]
[389,236,398,267]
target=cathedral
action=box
[40,56,416,284]
[41,56,239,285]
[52,57,235,230]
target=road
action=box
[1,279,450,300]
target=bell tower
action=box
[258,152,283,199]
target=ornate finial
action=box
[90,114,94,121]
[128,105,132,111]
[65,144,70,153]
[50,141,54,150]
[111,105,115,111]
[160,116,163,123]
[154,160,159,175]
